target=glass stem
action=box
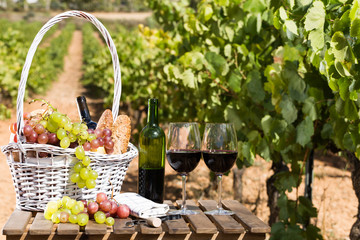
[217,174,223,211]
[181,174,187,211]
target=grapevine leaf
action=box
[350,0,359,22]
[201,5,213,22]
[285,20,298,36]
[247,70,265,103]
[305,225,323,240]
[261,115,272,136]
[308,28,324,51]
[337,77,350,100]
[298,197,318,219]
[343,132,356,151]
[258,138,271,161]
[331,31,356,63]
[302,97,318,121]
[273,12,281,30]
[287,69,307,102]
[243,0,266,13]
[215,0,229,6]
[205,52,229,76]
[279,96,298,124]
[224,44,232,58]
[304,1,325,32]
[225,26,235,42]
[228,70,242,93]
[333,10,351,32]
[181,69,197,89]
[296,116,314,146]
[351,17,360,39]
[321,123,333,139]
[279,7,287,21]
[345,98,358,120]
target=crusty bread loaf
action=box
[112,115,131,154]
[97,109,113,130]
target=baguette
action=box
[97,109,113,130]
[112,115,131,154]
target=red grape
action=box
[23,125,33,137]
[83,142,91,151]
[90,139,100,149]
[81,200,88,208]
[117,205,130,219]
[102,128,112,137]
[34,124,45,134]
[105,140,114,149]
[48,133,59,145]
[87,129,95,134]
[103,136,112,144]
[104,211,111,218]
[10,122,17,134]
[38,133,48,144]
[98,138,104,147]
[87,201,99,214]
[105,148,114,154]
[109,201,118,215]
[59,211,69,223]
[94,129,102,138]
[28,131,38,143]
[100,200,111,212]
[96,192,107,203]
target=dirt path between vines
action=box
[0,29,357,240]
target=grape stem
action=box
[29,99,57,121]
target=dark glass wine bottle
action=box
[76,96,97,130]
[138,98,165,203]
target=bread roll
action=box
[97,109,113,130]
[112,115,131,154]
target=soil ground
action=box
[0,25,357,240]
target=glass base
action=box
[204,209,234,216]
[168,209,199,215]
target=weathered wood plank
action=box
[163,200,190,235]
[57,223,79,235]
[222,200,271,233]
[198,200,245,234]
[139,223,162,234]
[2,210,32,235]
[85,220,107,235]
[243,232,267,240]
[175,200,217,234]
[29,213,53,235]
[113,218,136,234]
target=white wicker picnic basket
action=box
[1,11,138,211]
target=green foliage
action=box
[0,20,74,119]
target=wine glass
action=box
[201,123,238,215]
[166,122,201,215]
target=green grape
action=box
[58,116,67,128]
[77,213,89,226]
[68,132,77,142]
[40,120,48,128]
[57,128,67,140]
[44,210,52,220]
[80,131,89,140]
[94,211,106,224]
[80,124,88,131]
[89,170,98,180]
[52,112,62,123]
[86,179,96,189]
[66,199,76,209]
[64,122,73,132]
[51,211,61,223]
[76,201,85,211]
[69,214,78,224]
[47,120,58,133]
[87,134,96,142]
[62,196,71,206]
[62,208,72,216]
[57,199,62,208]
[60,137,70,148]
[82,156,91,166]
[75,146,85,160]
[73,162,83,173]
[71,204,81,215]
[70,173,80,183]
[77,179,86,188]
[46,201,59,214]
[105,217,115,226]
[72,125,81,135]
[80,168,89,180]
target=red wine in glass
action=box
[166,149,201,173]
[202,150,237,174]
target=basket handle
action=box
[16,10,122,138]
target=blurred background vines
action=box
[80,0,360,239]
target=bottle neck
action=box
[77,96,91,123]
[147,99,158,126]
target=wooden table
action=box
[2,200,270,240]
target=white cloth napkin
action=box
[114,192,169,218]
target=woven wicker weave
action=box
[1,10,138,211]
